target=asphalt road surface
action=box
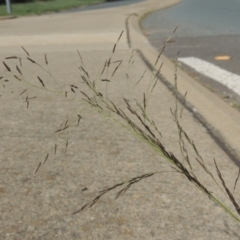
[141,0,240,110]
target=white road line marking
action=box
[178,57,240,96]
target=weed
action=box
[0,0,106,16]
[1,30,240,225]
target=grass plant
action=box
[1,30,240,227]
[0,0,105,16]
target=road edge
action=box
[128,0,240,165]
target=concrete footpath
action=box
[0,0,240,239]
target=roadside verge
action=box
[0,15,16,20]
[127,0,240,165]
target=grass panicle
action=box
[72,172,155,215]
[1,30,240,225]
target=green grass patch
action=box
[0,0,106,16]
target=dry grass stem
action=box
[73,172,155,215]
